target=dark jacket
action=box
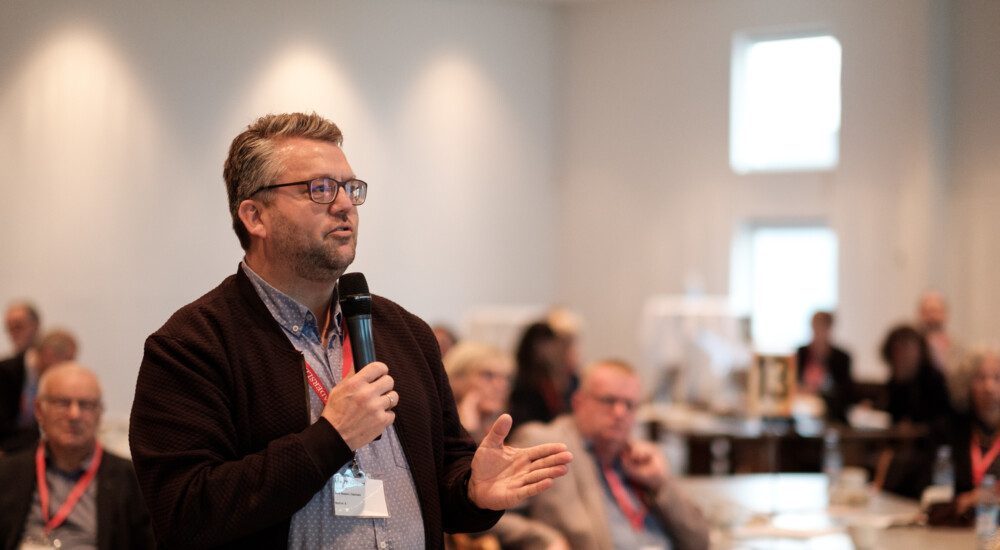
[0,447,155,550]
[0,352,29,450]
[885,362,953,425]
[795,344,854,423]
[129,267,500,549]
[878,364,954,499]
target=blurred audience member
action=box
[881,325,952,425]
[433,323,459,358]
[4,302,40,356]
[917,291,967,408]
[1,303,41,449]
[796,311,854,423]
[444,342,569,550]
[1,329,78,453]
[946,349,1000,515]
[917,290,963,375]
[445,342,515,441]
[545,306,583,403]
[0,362,155,549]
[510,360,709,550]
[874,325,952,498]
[508,322,565,430]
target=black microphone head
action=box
[338,272,371,317]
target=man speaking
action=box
[129,112,572,550]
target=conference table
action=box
[676,473,974,549]
[641,404,927,475]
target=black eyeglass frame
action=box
[251,177,367,205]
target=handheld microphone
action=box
[338,272,376,369]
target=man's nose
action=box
[328,184,355,213]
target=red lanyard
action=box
[600,461,647,531]
[35,441,103,533]
[303,331,354,405]
[972,431,1000,487]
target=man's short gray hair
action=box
[223,113,344,250]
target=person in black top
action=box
[0,302,41,450]
[796,311,854,423]
[875,325,953,498]
[508,322,566,430]
[881,325,952,425]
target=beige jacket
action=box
[509,415,709,550]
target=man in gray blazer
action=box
[510,359,709,550]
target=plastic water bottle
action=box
[976,475,999,550]
[932,445,954,487]
[822,428,843,485]
[710,437,730,476]
[920,444,955,508]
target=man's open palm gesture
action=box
[467,414,573,510]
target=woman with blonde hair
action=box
[948,348,1000,515]
[444,342,569,550]
[444,341,515,443]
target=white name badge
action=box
[20,533,59,549]
[20,539,56,550]
[334,476,390,518]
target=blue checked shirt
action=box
[242,262,425,550]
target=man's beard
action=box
[290,239,355,282]
[272,213,355,283]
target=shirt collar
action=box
[43,442,97,479]
[584,438,623,470]
[241,261,342,344]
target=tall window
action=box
[731,225,839,353]
[731,33,842,174]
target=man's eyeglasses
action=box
[40,396,103,414]
[252,177,367,205]
[475,370,512,384]
[586,394,639,412]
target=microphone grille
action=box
[338,272,371,316]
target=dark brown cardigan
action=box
[129,268,500,549]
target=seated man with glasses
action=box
[509,359,709,550]
[0,362,155,550]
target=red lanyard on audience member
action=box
[303,331,354,405]
[600,461,648,531]
[971,431,1000,487]
[34,441,103,533]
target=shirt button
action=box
[292,325,300,333]
[379,543,387,549]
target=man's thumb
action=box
[482,413,513,447]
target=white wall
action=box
[3,0,998,419]
[948,0,1000,348]
[0,0,559,419]
[557,0,968,381]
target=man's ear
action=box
[238,200,267,239]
